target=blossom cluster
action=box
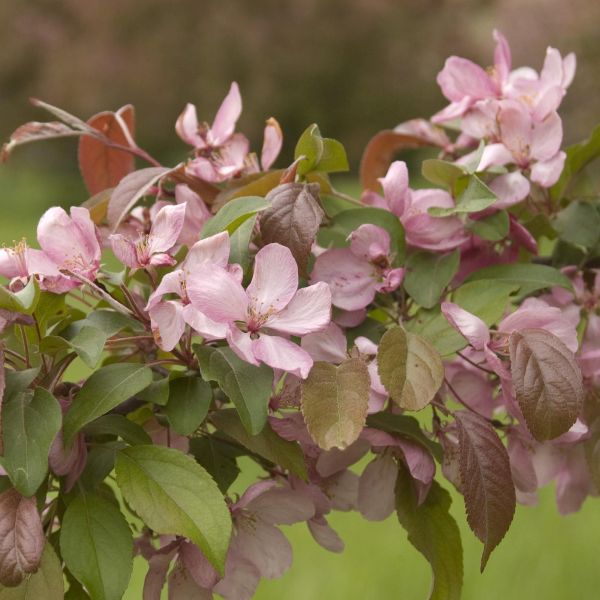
[0,30,598,600]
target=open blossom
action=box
[176,82,282,183]
[110,202,186,270]
[145,231,235,350]
[311,224,404,311]
[0,239,63,291]
[363,161,468,251]
[433,29,575,124]
[188,243,331,378]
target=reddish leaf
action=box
[0,346,4,455]
[359,129,431,191]
[78,105,136,195]
[0,489,45,587]
[260,183,324,275]
[1,122,80,161]
[509,328,584,441]
[455,411,516,570]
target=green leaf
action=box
[0,544,64,600]
[189,437,240,493]
[376,326,408,403]
[201,196,269,239]
[554,199,600,248]
[408,280,517,356]
[83,414,152,445]
[551,123,600,201]
[316,138,349,173]
[3,369,39,400]
[1,388,61,496]
[404,250,460,309]
[466,263,572,296]
[63,363,153,445]
[295,124,324,176]
[0,279,40,315]
[194,345,273,435]
[137,377,170,406]
[60,494,133,600]
[396,465,463,600]
[115,445,231,574]
[317,207,405,264]
[229,214,257,273]
[429,174,496,216]
[421,159,466,190]
[40,326,107,368]
[211,409,307,480]
[82,309,143,335]
[467,211,510,242]
[301,359,370,450]
[164,375,212,436]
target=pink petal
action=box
[461,99,500,140]
[226,327,260,366]
[253,333,314,379]
[357,454,398,521]
[530,151,566,187]
[378,161,410,216]
[498,102,533,160]
[182,304,228,340]
[148,202,187,255]
[349,224,391,262]
[307,517,344,553]
[437,56,497,102]
[148,252,177,268]
[531,111,563,162]
[109,233,140,268]
[175,185,212,247]
[179,542,220,589]
[176,103,203,147]
[184,232,231,272]
[493,29,512,84]
[168,562,213,600]
[562,53,577,88]
[555,446,591,516]
[260,117,283,171]
[324,470,360,511]
[441,302,490,350]
[0,248,26,279]
[187,264,248,323]
[311,248,377,311]
[210,82,242,146]
[489,171,530,209]
[247,244,298,316]
[477,143,514,171]
[265,282,331,336]
[146,271,184,311]
[143,546,178,600]
[301,323,347,364]
[532,86,564,122]
[248,488,315,525]
[316,439,370,478]
[213,551,260,600]
[431,97,473,124]
[149,301,186,351]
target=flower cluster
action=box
[0,30,598,600]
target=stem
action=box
[456,351,496,376]
[329,187,364,207]
[19,325,30,368]
[4,347,27,364]
[67,272,134,316]
[99,138,163,168]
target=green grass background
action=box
[1,163,598,599]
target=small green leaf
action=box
[421,159,466,190]
[317,207,405,264]
[1,388,61,496]
[229,214,257,272]
[404,250,460,309]
[115,445,232,574]
[316,138,349,173]
[200,196,269,239]
[429,175,497,216]
[83,414,152,446]
[164,375,212,436]
[0,543,64,600]
[467,211,510,242]
[137,377,170,406]
[189,437,241,493]
[377,326,408,403]
[63,363,152,445]
[211,409,307,480]
[60,494,133,600]
[195,345,273,435]
[396,465,463,600]
[0,279,40,315]
[301,359,370,451]
[295,124,324,176]
[554,199,600,248]
[40,325,107,368]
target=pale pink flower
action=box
[363,161,468,252]
[145,231,234,351]
[311,224,404,311]
[188,243,332,378]
[174,184,212,247]
[110,202,186,270]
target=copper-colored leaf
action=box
[455,411,516,571]
[301,358,370,450]
[1,122,80,161]
[78,105,136,195]
[509,328,584,441]
[260,182,324,275]
[0,489,44,587]
[377,326,408,402]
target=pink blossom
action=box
[174,184,212,247]
[110,202,186,270]
[260,117,283,171]
[311,224,404,311]
[363,161,468,252]
[188,243,332,378]
[145,231,234,351]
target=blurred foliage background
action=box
[1,1,599,597]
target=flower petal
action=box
[441,302,490,350]
[301,323,347,364]
[260,117,283,171]
[253,333,313,379]
[226,327,260,366]
[349,224,391,262]
[211,82,242,146]
[357,454,398,521]
[378,161,410,216]
[184,231,231,272]
[176,103,203,147]
[149,301,186,351]
[148,202,187,255]
[109,234,140,268]
[307,517,344,553]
